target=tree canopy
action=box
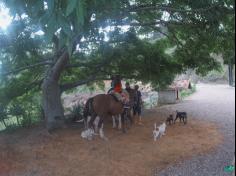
[0,0,235,130]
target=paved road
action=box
[158,84,235,176]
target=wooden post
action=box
[176,88,179,100]
[228,64,234,86]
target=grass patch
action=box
[180,84,197,99]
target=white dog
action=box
[82,116,108,140]
[153,122,167,141]
[81,128,95,140]
[153,123,160,141]
[158,122,166,137]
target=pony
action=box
[83,92,136,140]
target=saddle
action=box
[109,90,130,108]
[109,94,120,102]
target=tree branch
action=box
[1,60,53,76]
[61,58,113,91]
[51,50,69,81]
[118,19,208,28]
[128,4,219,13]
[66,58,112,69]
[60,74,100,91]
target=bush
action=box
[143,92,158,109]
[21,113,32,128]
[68,104,84,121]
[180,84,197,99]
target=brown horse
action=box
[83,89,135,139]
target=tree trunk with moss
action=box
[42,52,69,131]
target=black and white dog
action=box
[174,110,187,124]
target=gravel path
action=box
[157,84,235,176]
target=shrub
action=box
[180,84,197,99]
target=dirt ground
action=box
[0,109,222,176]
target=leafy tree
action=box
[0,0,234,130]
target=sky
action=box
[0,3,12,30]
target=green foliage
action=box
[180,84,197,99]
[70,105,84,118]
[9,103,25,117]
[0,92,42,131]
[143,92,158,109]
[21,113,32,128]
[0,105,7,119]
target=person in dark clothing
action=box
[107,75,122,94]
[107,75,129,103]
[125,82,132,94]
[134,85,143,125]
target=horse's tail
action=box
[83,98,94,129]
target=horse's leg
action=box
[94,116,100,134]
[98,118,108,141]
[88,114,96,130]
[84,118,88,129]
[86,116,91,129]
[112,116,116,129]
[83,114,96,140]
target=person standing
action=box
[125,82,132,94]
[134,85,143,125]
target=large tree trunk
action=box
[42,51,69,131]
[42,79,64,131]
